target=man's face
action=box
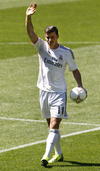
[45,32,59,49]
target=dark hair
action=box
[45,26,59,36]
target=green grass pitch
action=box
[0,0,100,170]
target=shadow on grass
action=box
[46,160,100,168]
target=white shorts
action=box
[39,90,67,119]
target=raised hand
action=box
[26,3,37,16]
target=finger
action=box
[33,3,37,8]
[30,3,37,8]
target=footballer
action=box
[25,3,86,167]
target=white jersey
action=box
[34,38,78,92]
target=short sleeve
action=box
[66,49,78,71]
[34,38,45,51]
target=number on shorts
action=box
[58,106,64,115]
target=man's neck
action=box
[50,43,59,49]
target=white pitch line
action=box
[63,41,100,44]
[62,121,100,127]
[0,42,100,45]
[0,140,46,154]
[61,127,100,138]
[0,42,30,45]
[0,116,100,127]
[0,117,46,123]
[0,127,100,154]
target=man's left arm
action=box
[72,69,83,87]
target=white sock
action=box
[54,131,62,155]
[44,129,59,158]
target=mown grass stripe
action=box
[0,127,100,154]
[0,116,100,127]
[0,0,81,9]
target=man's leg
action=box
[46,118,62,154]
[44,117,61,156]
[54,130,62,155]
[41,92,67,166]
[41,118,62,166]
[48,118,63,163]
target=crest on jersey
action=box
[59,55,63,60]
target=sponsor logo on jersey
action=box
[44,57,62,68]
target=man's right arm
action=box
[25,4,38,44]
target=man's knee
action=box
[50,118,62,129]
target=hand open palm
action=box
[26,3,37,16]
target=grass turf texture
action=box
[0,0,100,48]
[0,0,100,170]
[0,0,84,9]
[0,131,100,171]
